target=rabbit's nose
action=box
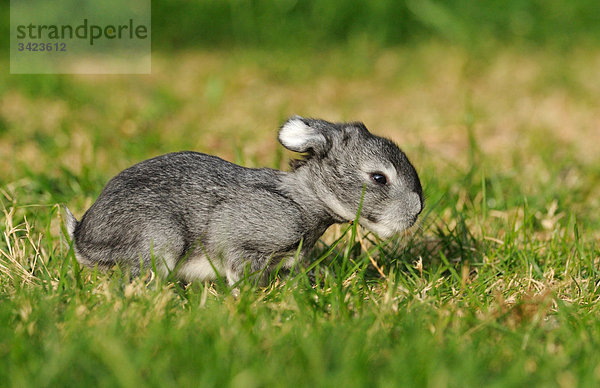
[408,192,422,216]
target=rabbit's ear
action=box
[278,116,329,155]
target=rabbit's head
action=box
[279,116,424,238]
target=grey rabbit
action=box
[65,116,424,285]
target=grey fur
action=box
[65,116,423,284]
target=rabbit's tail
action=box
[64,206,78,241]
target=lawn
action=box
[1,43,599,386]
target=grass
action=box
[1,43,600,387]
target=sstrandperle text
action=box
[15,18,148,46]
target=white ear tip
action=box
[281,116,308,134]
[279,117,312,150]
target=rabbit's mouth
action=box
[358,210,421,238]
[358,217,398,238]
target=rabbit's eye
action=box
[370,173,388,185]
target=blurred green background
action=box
[3,0,600,51]
[152,0,599,49]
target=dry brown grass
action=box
[1,45,599,176]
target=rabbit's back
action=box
[80,151,281,221]
[103,151,277,193]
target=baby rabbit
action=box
[65,116,424,284]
